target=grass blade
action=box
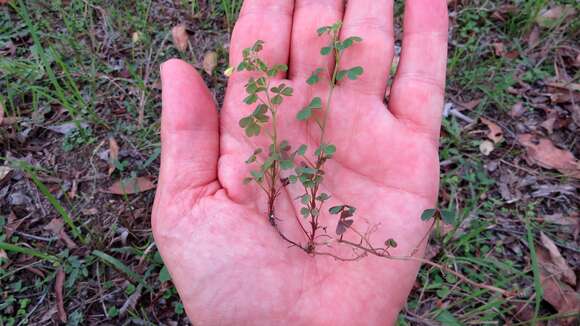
[19,162,86,244]
[0,242,59,263]
[92,250,152,292]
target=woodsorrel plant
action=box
[234,23,507,296]
[237,22,373,253]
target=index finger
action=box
[389,0,448,136]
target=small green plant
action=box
[237,22,368,253]
[234,22,508,297]
[62,127,95,152]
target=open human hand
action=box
[152,0,448,324]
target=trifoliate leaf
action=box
[421,208,437,221]
[307,68,323,85]
[323,144,336,155]
[347,66,364,80]
[296,107,312,121]
[329,205,344,215]
[307,97,322,109]
[244,94,258,105]
[441,209,456,225]
[280,160,294,170]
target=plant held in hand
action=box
[238,22,371,253]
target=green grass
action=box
[1,0,578,324]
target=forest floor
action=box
[0,0,578,325]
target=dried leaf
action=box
[536,6,575,27]
[5,210,24,239]
[107,176,155,195]
[479,140,494,156]
[492,42,505,57]
[82,208,99,216]
[131,31,143,44]
[542,213,578,227]
[120,284,142,316]
[38,306,58,324]
[527,25,540,49]
[545,81,580,93]
[540,232,576,286]
[456,98,482,111]
[171,25,189,52]
[46,122,89,135]
[108,137,119,175]
[55,268,67,323]
[0,165,12,183]
[480,118,503,143]
[540,273,579,325]
[45,219,78,249]
[510,102,525,118]
[492,42,520,59]
[424,243,441,260]
[518,134,580,178]
[68,179,78,199]
[0,249,8,266]
[335,219,353,236]
[0,101,4,124]
[203,51,218,75]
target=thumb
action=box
[157,59,220,198]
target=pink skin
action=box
[152,0,448,325]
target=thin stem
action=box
[319,29,341,147]
[336,239,509,296]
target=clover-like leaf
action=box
[239,116,252,128]
[296,144,307,156]
[296,107,312,121]
[244,94,258,105]
[323,144,336,155]
[440,209,456,225]
[280,160,294,170]
[281,86,293,96]
[339,36,362,51]
[297,96,322,120]
[245,122,260,137]
[297,167,318,175]
[307,97,322,109]
[385,238,398,248]
[317,26,331,36]
[329,205,344,215]
[250,169,264,181]
[251,40,264,52]
[272,95,283,105]
[347,66,364,80]
[336,70,347,81]
[320,46,332,56]
[421,208,437,221]
[316,193,330,202]
[307,68,323,85]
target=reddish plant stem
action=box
[333,238,509,296]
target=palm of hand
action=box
[153,1,447,325]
